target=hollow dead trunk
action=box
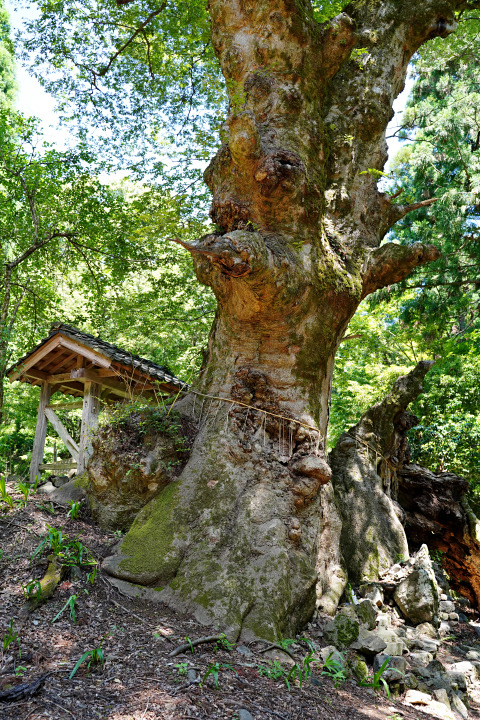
[103,0,468,640]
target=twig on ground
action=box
[169,635,222,657]
[258,643,296,661]
[44,693,77,719]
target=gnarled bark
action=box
[327,361,434,588]
[102,0,476,640]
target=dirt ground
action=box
[1,487,479,720]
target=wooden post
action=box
[29,382,53,484]
[77,381,100,475]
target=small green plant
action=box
[359,168,389,180]
[0,476,14,508]
[86,566,98,585]
[277,638,296,650]
[16,479,31,506]
[14,665,26,677]
[2,620,19,654]
[430,549,445,563]
[38,501,55,515]
[31,526,96,569]
[174,662,189,676]
[112,529,123,538]
[185,636,195,654]
[321,652,347,688]
[69,644,105,678]
[215,633,234,652]
[21,579,42,602]
[67,500,82,519]
[359,658,392,698]
[258,660,287,682]
[52,594,78,624]
[201,661,234,689]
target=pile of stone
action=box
[313,544,480,719]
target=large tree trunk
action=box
[103,0,469,640]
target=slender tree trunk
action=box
[104,0,471,640]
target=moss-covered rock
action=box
[87,409,193,531]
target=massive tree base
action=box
[103,400,331,641]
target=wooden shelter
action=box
[8,323,186,482]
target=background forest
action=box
[0,0,479,490]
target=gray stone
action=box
[323,614,359,649]
[376,612,391,628]
[404,689,431,705]
[450,661,478,683]
[405,672,418,689]
[384,640,406,656]
[238,711,255,720]
[439,600,455,613]
[444,671,467,691]
[432,688,450,709]
[413,636,439,653]
[373,653,406,683]
[320,645,346,667]
[394,546,440,624]
[409,651,434,666]
[350,629,387,656]
[416,622,439,638]
[37,481,56,495]
[52,475,70,488]
[451,693,469,719]
[187,669,198,683]
[359,584,384,608]
[376,627,400,644]
[449,612,460,622]
[236,645,253,657]
[426,659,446,674]
[355,599,377,630]
[466,650,480,661]
[439,621,452,637]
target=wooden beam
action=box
[39,462,77,471]
[29,382,53,483]
[46,372,77,384]
[71,368,132,399]
[47,402,84,410]
[9,335,62,382]
[37,346,66,372]
[24,368,49,382]
[44,408,80,462]
[48,351,78,374]
[77,381,101,475]
[58,337,111,369]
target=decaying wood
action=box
[29,382,53,484]
[78,381,101,475]
[398,463,480,608]
[0,673,50,703]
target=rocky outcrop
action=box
[312,551,479,719]
[398,463,480,609]
[87,409,194,531]
[328,361,434,585]
[393,545,439,625]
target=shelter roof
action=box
[7,323,187,400]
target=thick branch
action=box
[361,242,441,299]
[385,198,439,230]
[96,5,167,78]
